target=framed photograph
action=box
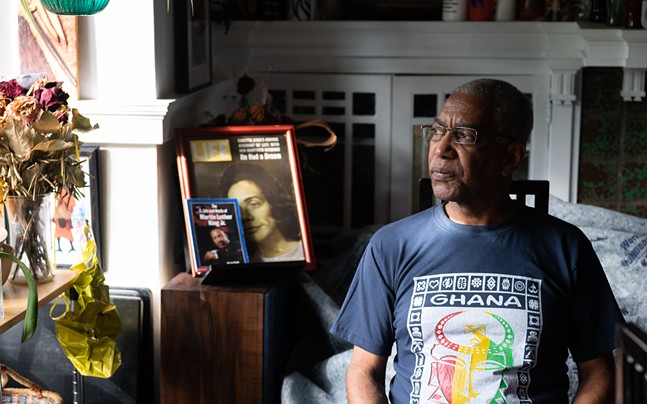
[176,125,315,278]
[185,198,249,273]
[174,0,211,93]
[54,145,103,269]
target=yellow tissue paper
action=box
[53,224,121,378]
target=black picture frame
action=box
[53,145,103,269]
[175,125,315,279]
[174,0,212,93]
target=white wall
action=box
[77,1,158,99]
[0,0,19,75]
[0,3,230,402]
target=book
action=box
[175,125,315,275]
[185,198,249,275]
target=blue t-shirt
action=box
[331,204,623,404]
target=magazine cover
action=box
[186,198,249,274]
[176,125,315,275]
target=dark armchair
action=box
[418,178,550,212]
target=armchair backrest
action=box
[617,322,647,404]
[418,178,550,213]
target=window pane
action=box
[413,94,437,117]
[352,144,375,227]
[268,90,286,113]
[301,127,345,231]
[323,91,345,100]
[322,106,345,115]
[293,90,315,99]
[352,92,376,115]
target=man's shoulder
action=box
[364,208,440,254]
[374,207,436,236]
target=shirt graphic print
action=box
[407,273,542,404]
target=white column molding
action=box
[620,68,646,102]
[623,29,647,69]
[549,70,578,105]
[547,69,580,202]
[73,100,173,145]
[619,29,647,102]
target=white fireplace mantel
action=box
[214,21,647,98]
[213,20,647,204]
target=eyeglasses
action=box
[421,123,519,145]
[421,123,478,145]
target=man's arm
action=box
[572,352,615,404]
[346,345,389,404]
[204,249,219,261]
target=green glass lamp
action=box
[40,0,110,15]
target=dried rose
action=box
[52,104,70,124]
[229,107,249,125]
[6,95,42,126]
[236,75,255,96]
[0,79,26,99]
[28,76,48,95]
[32,81,69,112]
[0,96,8,117]
[249,105,265,124]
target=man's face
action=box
[210,229,230,249]
[428,93,510,204]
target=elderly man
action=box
[331,78,623,403]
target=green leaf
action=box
[21,0,35,24]
[3,119,35,157]
[71,109,99,132]
[30,139,76,154]
[65,165,87,189]
[33,111,63,135]
[0,252,38,342]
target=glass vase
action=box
[605,0,626,24]
[517,0,545,19]
[623,0,641,26]
[589,0,607,20]
[4,194,56,284]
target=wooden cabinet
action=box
[161,272,295,404]
[0,270,77,399]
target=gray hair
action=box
[451,78,534,144]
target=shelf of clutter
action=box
[0,270,77,334]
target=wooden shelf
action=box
[0,270,78,334]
